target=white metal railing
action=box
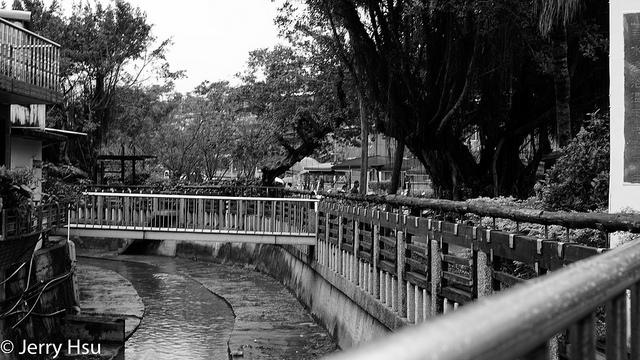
[69,192,319,236]
[0,17,59,92]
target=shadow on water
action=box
[83,258,235,360]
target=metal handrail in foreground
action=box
[325,239,640,360]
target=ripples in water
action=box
[86,259,235,360]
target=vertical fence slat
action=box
[632,283,640,360]
[569,313,596,360]
[606,293,628,360]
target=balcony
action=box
[0,16,61,105]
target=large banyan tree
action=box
[286,0,608,199]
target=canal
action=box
[78,255,338,359]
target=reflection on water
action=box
[86,259,235,360]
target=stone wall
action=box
[1,240,77,359]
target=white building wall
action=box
[609,1,640,213]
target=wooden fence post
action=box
[373,221,380,299]
[338,214,343,275]
[354,218,361,285]
[397,229,407,318]
[431,239,442,316]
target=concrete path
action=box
[76,264,144,339]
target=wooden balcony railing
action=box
[0,201,68,240]
[0,16,60,102]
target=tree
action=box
[283,0,608,199]
[236,45,358,185]
[536,0,581,148]
[24,0,175,175]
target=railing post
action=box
[124,196,131,227]
[218,199,225,230]
[397,229,407,318]
[354,218,361,285]
[324,209,330,267]
[431,239,442,316]
[373,222,380,299]
[271,200,277,232]
[477,248,493,298]
[97,195,104,226]
[238,199,244,231]
[338,214,343,276]
[178,197,185,228]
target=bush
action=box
[540,112,609,212]
[369,181,391,193]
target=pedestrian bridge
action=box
[54,192,318,245]
[34,189,640,359]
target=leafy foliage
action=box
[237,45,358,184]
[283,0,608,199]
[541,112,610,212]
[21,0,178,173]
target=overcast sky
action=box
[128,0,285,93]
[54,0,285,93]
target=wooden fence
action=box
[325,238,640,360]
[316,201,606,323]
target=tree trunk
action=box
[359,94,368,195]
[551,24,571,148]
[388,139,405,195]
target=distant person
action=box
[350,181,359,194]
[340,184,348,193]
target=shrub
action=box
[541,112,609,212]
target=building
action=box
[0,9,66,200]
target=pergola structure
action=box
[96,146,155,185]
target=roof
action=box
[332,156,423,171]
[332,156,390,170]
[97,155,157,161]
[290,157,321,173]
[11,127,67,143]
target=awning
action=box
[12,126,67,142]
[44,127,87,137]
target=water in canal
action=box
[83,258,234,359]
[80,255,337,359]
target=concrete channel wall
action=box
[172,240,396,349]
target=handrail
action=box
[317,191,640,233]
[325,239,640,360]
[0,17,60,47]
[69,193,318,236]
[82,191,319,203]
